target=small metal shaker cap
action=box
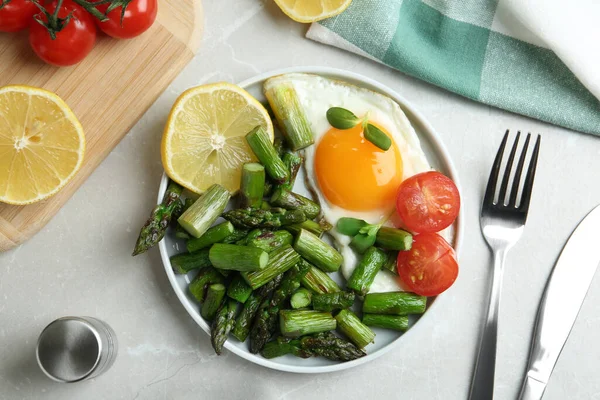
[36,317,118,383]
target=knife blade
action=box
[518,204,600,400]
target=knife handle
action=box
[518,375,546,400]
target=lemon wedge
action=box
[0,86,85,205]
[161,83,274,194]
[274,0,353,23]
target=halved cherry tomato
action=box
[95,0,157,39]
[0,0,38,32]
[29,0,96,66]
[396,171,460,233]
[397,233,458,296]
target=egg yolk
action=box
[314,123,403,211]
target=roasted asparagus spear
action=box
[249,263,309,353]
[133,180,183,256]
[223,208,306,229]
[261,332,365,361]
[211,299,238,355]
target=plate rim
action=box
[158,66,464,373]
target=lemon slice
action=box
[0,86,85,205]
[274,0,353,23]
[162,83,274,194]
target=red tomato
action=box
[96,0,157,39]
[29,0,96,66]
[397,233,458,296]
[395,171,460,233]
[0,0,38,32]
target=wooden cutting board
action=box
[0,0,203,251]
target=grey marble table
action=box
[2,1,600,399]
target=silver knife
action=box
[518,204,600,400]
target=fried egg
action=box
[266,74,433,293]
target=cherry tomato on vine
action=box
[0,0,38,32]
[29,0,96,67]
[95,0,157,39]
[397,233,458,296]
[395,171,460,233]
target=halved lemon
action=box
[161,83,274,194]
[0,86,85,205]
[274,0,353,23]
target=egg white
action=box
[266,74,435,293]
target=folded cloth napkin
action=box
[307,0,600,135]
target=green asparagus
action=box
[201,283,226,320]
[262,332,365,361]
[223,228,250,244]
[294,229,343,273]
[317,217,334,233]
[171,199,185,221]
[261,336,310,359]
[227,273,253,303]
[279,152,303,191]
[209,244,269,272]
[375,227,413,251]
[211,299,238,355]
[242,245,301,289]
[246,230,294,253]
[301,262,341,294]
[264,81,315,151]
[178,184,231,238]
[270,189,320,219]
[239,163,265,209]
[347,247,387,296]
[280,310,336,337]
[263,180,274,198]
[362,292,427,315]
[170,248,211,274]
[335,309,375,349]
[273,136,285,156]
[174,198,195,240]
[133,180,183,255]
[312,291,355,312]
[223,208,306,229]
[249,297,271,353]
[249,263,309,353]
[362,314,409,332]
[301,332,365,361]
[246,126,289,183]
[382,251,399,275]
[290,288,312,309]
[186,221,235,253]
[232,273,284,342]
[189,267,225,302]
[285,220,328,237]
[235,228,265,245]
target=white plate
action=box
[158,67,464,373]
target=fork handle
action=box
[468,248,507,400]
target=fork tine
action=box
[483,130,510,207]
[508,133,531,207]
[498,131,520,205]
[518,135,541,215]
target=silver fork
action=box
[469,130,541,400]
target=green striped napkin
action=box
[307,0,600,135]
